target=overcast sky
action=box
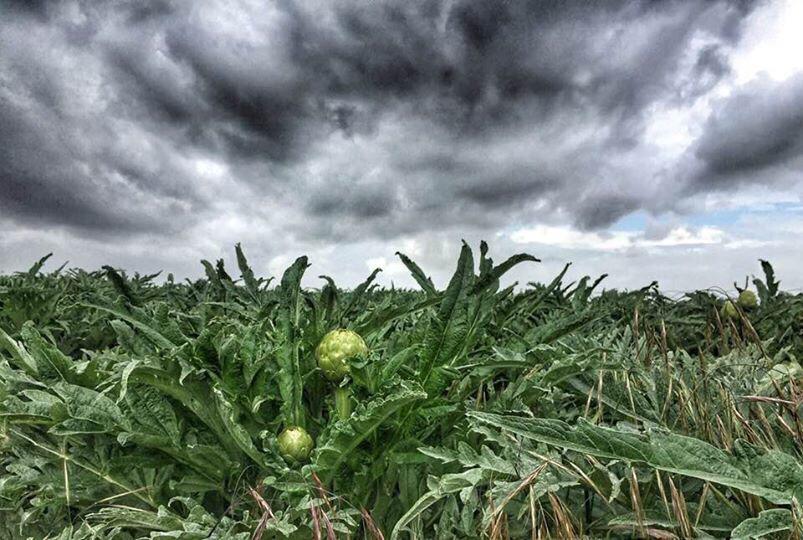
[1,0,802,292]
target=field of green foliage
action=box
[1,243,801,539]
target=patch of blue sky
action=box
[593,204,795,231]
[767,202,803,213]
[610,211,647,231]
[686,209,742,227]
[688,202,803,228]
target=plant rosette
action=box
[315,329,369,383]
[277,426,314,463]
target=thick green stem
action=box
[335,386,352,421]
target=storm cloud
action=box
[1,0,801,288]
[695,73,803,178]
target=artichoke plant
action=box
[316,329,369,420]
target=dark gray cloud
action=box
[0,0,776,247]
[0,102,142,232]
[575,194,642,231]
[5,0,53,18]
[694,73,803,180]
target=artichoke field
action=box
[0,243,801,539]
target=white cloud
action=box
[510,225,635,251]
[510,224,725,251]
[645,226,724,247]
[731,0,803,84]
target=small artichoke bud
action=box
[721,300,738,320]
[277,426,314,463]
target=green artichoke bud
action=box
[315,329,368,382]
[738,290,758,309]
[721,300,738,320]
[277,426,313,463]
